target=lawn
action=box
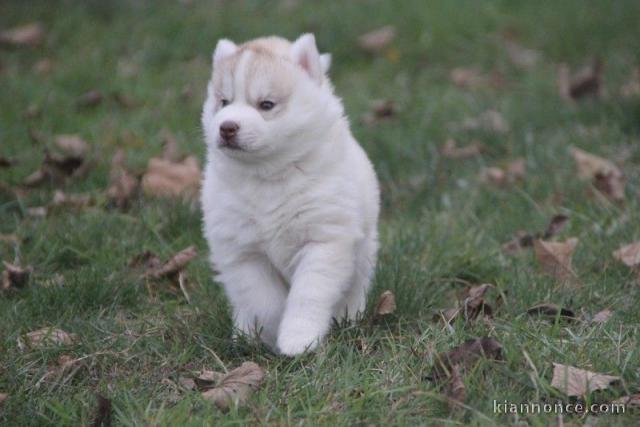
[1,0,640,425]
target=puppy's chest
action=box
[214,184,311,261]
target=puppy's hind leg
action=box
[219,257,287,350]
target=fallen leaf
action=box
[129,250,163,271]
[0,23,44,48]
[357,26,396,53]
[612,394,640,406]
[23,135,90,187]
[570,147,619,179]
[437,284,496,324]
[201,362,265,412]
[440,138,484,159]
[449,68,486,89]
[160,129,183,162]
[533,238,579,282]
[502,214,569,255]
[480,158,526,186]
[112,91,136,108]
[460,110,510,134]
[0,156,15,168]
[593,171,625,202]
[375,290,396,316]
[429,337,503,381]
[106,149,139,209]
[613,242,640,268]
[26,206,47,218]
[0,393,7,404]
[92,394,112,427]
[543,214,570,239]
[2,261,33,290]
[76,89,103,108]
[620,68,640,98]
[149,246,197,280]
[18,327,77,350]
[33,58,53,75]
[558,60,604,101]
[550,363,619,397]
[591,309,612,324]
[194,369,226,390]
[50,190,92,210]
[54,134,89,157]
[503,40,540,69]
[526,303,576,321]
[178,377,196,391]
[361,99,396,125]
[141,156,201,200]
[446,364,466,412]
[570,147,626,200]
[22,104,41,119]
[0,234,18,243]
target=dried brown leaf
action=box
[54,134,89,157]
[161,129,183,162]
[543,214,569,239]
[533,238,579,282]
[357,26,396,53]
[0,393,7,404]
[33,58,53,75]
[50,190,92,210]
[460,110,510,134]
[429,337,503,381]
[194,369,225,390]
[201,362,265,412]
[2,261,33,290]
[361,99,396,125]
[22,104,41,119]
[76,90,103,108]
[526,303,576,321]
[106,149,139,209]
[446,364,466,412]
[591,309,612,324]
[613,242,640,268]
[441,138,484,159]
[18,327,77,350]
[149,246,197,280]
[375,290,396,316]
[141,156,201,200]
[0,23,44,47]
[612,394,640,406]
[503,40,540,68]
[593,170,625,202]
[550,363,619,397]
[449,68,486,89]
[620,68,640,98]
[92,394,112,427]
[0,156,15,168]
[112,91,137,109]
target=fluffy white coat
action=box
[201,34,379,356]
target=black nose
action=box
[219,121,239,142]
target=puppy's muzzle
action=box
[219,121,241,149]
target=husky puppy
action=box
[201,34,380,356]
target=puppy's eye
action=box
[258,100,275,111]
[221,99,230,107]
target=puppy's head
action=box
[202,34,342,162]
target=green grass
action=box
[1,0,640,425]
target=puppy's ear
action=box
[291,33,322,84]
[320,53,332,74]
[212,39,237,67]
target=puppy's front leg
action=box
[220,257,287,349]
[277,240,355,356]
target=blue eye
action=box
[221,99,230,107]
[259,100,275,111]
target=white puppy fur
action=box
[201,34,380,356]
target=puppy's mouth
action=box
[217,139,245,151]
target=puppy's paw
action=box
[276,329,320,357]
